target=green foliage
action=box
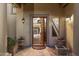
[7,37,16,52]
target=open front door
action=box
[32,16,47,49]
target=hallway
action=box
[0,3,77,56]
[15,47,56,56]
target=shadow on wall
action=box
[66,14,74,55]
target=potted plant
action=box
[7,37,16,56]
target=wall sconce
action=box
[22,17,25,24]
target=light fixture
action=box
[22,17,25,24]
[22,4,25,24]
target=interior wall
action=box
[66,17,73,53]
[7,4,16,39]
[16,4,65,47]
[63,4,79,56]
[64,4,74,52]
[74,3,79,55]
[64,4,75,55]
[0,3,7,55]
[16,4,23,38]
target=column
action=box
[0,3,7,55]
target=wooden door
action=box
[32,17,47,49]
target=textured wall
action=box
[64,4,74,54]
[7,4,16,39]
[74,4,79,55]
[0,3,7,55]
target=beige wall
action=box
[16,4,65,47]
[64,4,74,54]
[0,3,7,55]
[66,17,73,53]
[74,4,79,55]
[64,4,79,55]
[16,4,24,39]
[7,4,16,39]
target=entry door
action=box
[32,17,47,49]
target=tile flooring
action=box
[15,47,56,56]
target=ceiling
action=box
[13,3,69,8]
[59,3,69,8]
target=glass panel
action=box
[11,4,16,14]
[52,26,57,36]
[32,17,47,46]
[52,17,59,31]
[33,18,41,44]
[13,7,16,14]
[52,17,59,36]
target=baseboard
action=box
[25,45,55,48]
[47,45,55,48]
[24,45,31,48]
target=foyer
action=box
[0,3,79,56]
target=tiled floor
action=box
[15,47,56,56]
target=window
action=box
[52,17,59,36]
[52,17,59,30]
[11,4,16,14]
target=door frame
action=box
[30,14,49,47]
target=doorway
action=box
[32,15,47,49]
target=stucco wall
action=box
[74,4,79,55]
[64,4,74,53]
[64,4,79,55]
[0,3,7,55]
[7,4,16,39]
